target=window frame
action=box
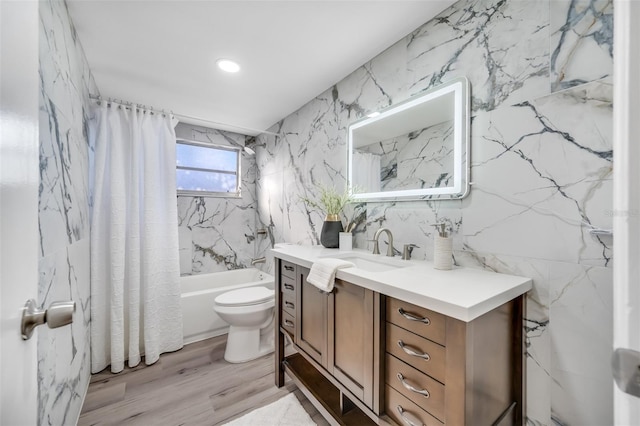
[176,138,242,198]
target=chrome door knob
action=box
[21,299,76,340]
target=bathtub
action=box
[180,268,274,345]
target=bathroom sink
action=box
[322,252,410,273]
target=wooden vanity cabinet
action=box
[293,268,379,412]
[327,279,379,411]
[384,297,523,426]
[296,268,328,368]
[275,256,524,426]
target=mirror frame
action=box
[347,77,470,201]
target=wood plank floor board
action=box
[79,335,329,426]
[80,383,126,413]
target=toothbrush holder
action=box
[433,235,453,270]
[339,232,353,251]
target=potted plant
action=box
[302,185,352,248]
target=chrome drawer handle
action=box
[284,265,294,271]
[398,340,430,361]
[284,319,294,327]
[397,373,430,398]
[284,283,294,291]
[285,301,295,309]
[396,405,424,426]
[398,308,430,325]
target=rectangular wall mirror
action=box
[347,77,470,201]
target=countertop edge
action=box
[271,246,532,322]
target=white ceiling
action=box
[67,0,455,136]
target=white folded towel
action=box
[306,258,355,292]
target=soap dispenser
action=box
[433,223,452,270]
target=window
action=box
[176,138,241,197]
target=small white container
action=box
[339,232,353,251]
[433,235,453,270]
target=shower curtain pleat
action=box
[90,102,183,374]
[353,151,381,193]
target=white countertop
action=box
[271,244,532,322]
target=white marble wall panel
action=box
[406,0,550,113]
[175,124,259,274]
[548,262,613,425]
[255,0,614,424]
[464,79,612,267]
[550,0,613,92]
[39,94,90,257]
[38,0,97,424]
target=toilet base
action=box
[224,321,275,363]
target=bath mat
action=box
[223,393,316,426]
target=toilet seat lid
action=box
[214,286,274,307]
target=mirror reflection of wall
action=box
[347,77,469,201]
[354,119,454,192]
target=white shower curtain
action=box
[353,151,381,193]
[89,102,183,374]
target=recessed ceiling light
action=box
[216,59,240,73]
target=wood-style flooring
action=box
[79,335,330,426]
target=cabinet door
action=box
[295,267,328,368]
[328,279,375,407]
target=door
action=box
[613,0,640,423]
[296,267,328,368]
[0,1,40,424]
[328,279,375,408]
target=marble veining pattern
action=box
[255,0,613,424]
[550,0,613,92]
[176,124,259,274]
[38,0,96,424]
[406,0,550,113]
[464,79,612,267]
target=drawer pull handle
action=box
[284,283,294,291]
[398,308,430,325]
[285,301,295,309]
[284,265,294,271]
[397,373,430,398]
[396,405,424,426]
[284,319,294,327]
[398,340,430,361]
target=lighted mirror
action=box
[347,77,470,201]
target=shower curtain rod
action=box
[88,94,280,137]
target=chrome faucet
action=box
[402,244,419,260]
[372,228,394,257]
[251,257,266,265]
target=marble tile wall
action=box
[175,123,260,275]
[255,0,614,424]
[38,0,97,424]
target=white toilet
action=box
[213,286,275,363]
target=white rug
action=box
[223,393,316,426]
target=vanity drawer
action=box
[386,354,445,422]
[387,297,446,346]
[385,385,443,426]
[281,275,296,295]
[282,311,295,338]
[282,292,296,317]
[386,323,445,384]
[280,260,296,279]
